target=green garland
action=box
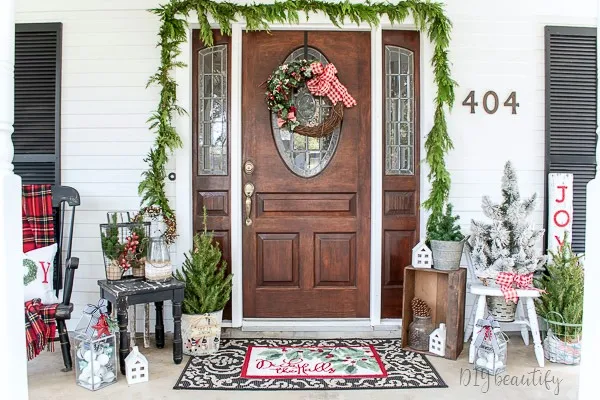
[143,0,455,238]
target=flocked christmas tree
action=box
[468,161,546,279]
[174,208,233,314]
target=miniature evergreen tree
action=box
[174,209,233,314]
[427,203,465,242]
[535,234,584,339]
[468,161,546,278]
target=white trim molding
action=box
[0,0,29,396]
[230,23,244,328]
[174,26,194,268]
[578,12,600,398]
[370,25,383,326]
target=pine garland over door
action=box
[142,0,456,239]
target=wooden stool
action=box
[467,284,544,367]
[98,279,185,375]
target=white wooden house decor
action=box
[125,346,149,385]
[429,323,446,357]
[412,241,433,268]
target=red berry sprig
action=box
[118,232,140,271]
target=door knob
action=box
[244,182,255,226]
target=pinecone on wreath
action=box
[411,298,431,317]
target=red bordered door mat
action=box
[241,344,387,379]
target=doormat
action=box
[174,338,447,390]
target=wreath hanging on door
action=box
[265,60,357,138]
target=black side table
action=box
[98,279,185,375]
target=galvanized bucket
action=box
[486,296,517,322]
[431,240,465,270]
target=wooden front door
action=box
[242,31,371,318]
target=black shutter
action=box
[13,23,62,185]
[545,26,597,253]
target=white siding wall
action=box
[15,0,172,330]
[443,0,597,325]
[15,0,597,331]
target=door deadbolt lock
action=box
[244,160,255,175]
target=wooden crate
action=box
[401,266,467,360]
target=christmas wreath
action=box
[265,60,356,137]
[133,205,177,245]
[23,259,37,286]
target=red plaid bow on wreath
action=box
[495,272,540,303]
[306,62,357,108]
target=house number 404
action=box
[462,91,519,114]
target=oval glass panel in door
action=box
[271,47,341,178]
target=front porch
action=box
[2,0,599,398]
[28,333,575,399]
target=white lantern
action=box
[429,323,446,357]
[72,332,117,391]
[412,241,433,268]
[125,346,149,384]
[473,317,508,375]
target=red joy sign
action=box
[547,173,573,252]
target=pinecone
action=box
[411,298,431,317]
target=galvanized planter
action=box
[431,240,464,271]
[486,296,517,322]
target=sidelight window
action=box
[198,45,228,175]
[385,46,414,175]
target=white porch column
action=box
[579,15,600,400]
[0,0,28,398]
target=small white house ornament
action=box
[125,346,149,384]
[429,323,446,357]
[412,241,432,268]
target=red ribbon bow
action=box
[306,62,357,108]
[495,272,537,303]
[92,314,111,338]
[483,325,493,341]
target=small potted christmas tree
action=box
[468,161,546,321]
[174,209,233,355]
[535,234,584,365]
[427,203,465,270]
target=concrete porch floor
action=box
[27,333,579,400]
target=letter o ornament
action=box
[553,210,571,228]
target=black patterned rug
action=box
[174,338,447,390]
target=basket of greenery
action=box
[427,203,465,270]
[174,209,233,356]
[535,234,583,365]
[100,213,150,281]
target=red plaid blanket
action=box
[25,299,58,360]
[22,184,55,253]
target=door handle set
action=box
[244,160,255,226]
[244,182,255,226]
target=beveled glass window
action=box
[271,47,341,178]
[385,46,414,175]
[198,45,227,175]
